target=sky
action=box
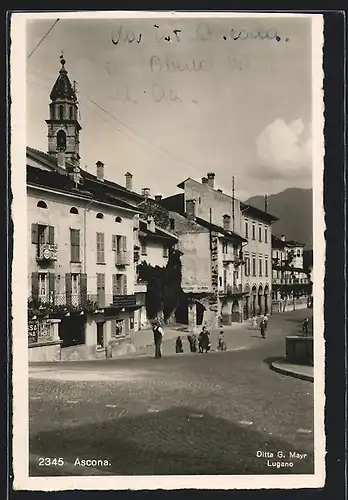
[26,14,314,200]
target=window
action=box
[222,242,228,254]
[297,249,301,257]
[32,224,54,246]
[245,257,250,276]
[115,216,122,223]
[56,130,66,150]
[39,273,47,298]
[71,274,79,294]
[141,241,147,256]
[96,232,105,263]
[276,251,279,259]
[70,229,80,262]
[264,228,268,243]
[112,273,127,295]
[163,245,169,258]
[170,218,175,230]
[233,244,238,257]
[112,234,127,253]
[69,106,73,120]
[265,258,268,277]
[252,223,255,240]
[252,257,256,276]
[59,105,64,120]
[37,200,47,209]
[219,277,222,287]
[96,212,104,219]
[259,226,262,242]
[259,258,262,276]
[198,197,201,204]
[245,221,249,238]
[70,207,79,214]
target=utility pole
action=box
[232,176,235,232]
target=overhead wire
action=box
[27,19,60,59]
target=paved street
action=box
[29,309,314,476]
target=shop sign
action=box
[113,294,136,308]
[28,322,38,344]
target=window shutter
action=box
[31,272,39,300]
[31,224,39,244]
[122,236,127,252]
[48,226,55,244]
[80,273,87,306]
[112,234,117,251]
[112,274,117,295]
[122,274,127,295]
[65,273,72,306]
[101,233,105,262]
[48,273,56,303]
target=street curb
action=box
[270,360,314,382]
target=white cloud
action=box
[254,118,312,180]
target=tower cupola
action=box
[46,55,82,169]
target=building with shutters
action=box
[271,235,311,312]
[27,164,141,361]
[27,56,180,360]
[162,173,278,321]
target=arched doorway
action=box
[196,301,206,326]
[231,300,240,323]
[251,285,257,317]
[243,284,250,320]
[264,285,269,315]
[257,285,263,315]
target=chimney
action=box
[207,172,215,189]
[96,161,104,181]
[141,187,150,199]
[264,194,268,212]
[125,172,133,191]
[155,194,162,201]
[202,176,208,184]
[186,199,196,220]
[223,214,231,231]
[281,235,286,242]
[57,151,65,169]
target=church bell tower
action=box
[46,56,82,169]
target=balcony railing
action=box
[222,253,236,263]
[36,243,58,261]
[115,251,131,266]
[220,284,242,296]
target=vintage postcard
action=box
[11,11,325,491]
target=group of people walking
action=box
[152,320,227,359]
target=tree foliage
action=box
[137,248,183,321]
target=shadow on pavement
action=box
[30,406,314,477]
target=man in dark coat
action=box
[153,320,164,358]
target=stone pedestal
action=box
[286,336,313,366]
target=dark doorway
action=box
[175,296,189,324]
[97,322,105,347]
[59,315,85,348]
[196,301,205,326]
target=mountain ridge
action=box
[246,187,313,249]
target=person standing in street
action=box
[153,320,164,358]
[260,319,266,339]
[263,314,269,332]
[252,316,258,329]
